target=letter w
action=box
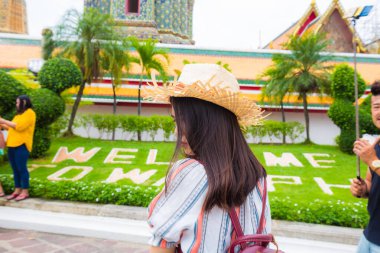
[52,147,101,163]
[105,168,157,184]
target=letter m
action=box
[52,147,101,163]
[263,152,303,167]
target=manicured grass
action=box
[0,136,369,227]
[0,136,365,205]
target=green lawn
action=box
[0,136,369,227]
[0,136,366,205]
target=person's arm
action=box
[0,123,9,130]
[150,246,175,253]
[353,138,380,176]
[0,117,16,129]
[350,168,372,198]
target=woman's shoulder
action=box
[168,158,205,183]
[23,109,36,117]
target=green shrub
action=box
[0,174,368,228]
[31,127,51,158]
[331,64,366,102]
[75,114,93,137]
[145,116,161,141]
[119,115,141,140]
[103,114,120,138]
[91,114,108,139]
[285,122,305,143]
[29,88,66,127]
[264,120,284,142]
[337,129,356,154]
[159,116,175,141]
[0,70,27,115]
[360,109,379,135]
[248,120,305,143]
[38,58,82,94]
[270,197,368,228]
[249,125,268,143]
[327,99,355,130]
[0,174,160,207]
[50,113,70,138]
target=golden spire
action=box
[311,0,316,6]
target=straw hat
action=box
[143,63,265,127]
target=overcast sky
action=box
[25,0,377,50]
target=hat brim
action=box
[143,79,266,127]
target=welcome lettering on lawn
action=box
[29,146,350,195]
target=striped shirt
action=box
[148,158,271,252]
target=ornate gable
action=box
[264,0,319,49]
[266,0,367,53]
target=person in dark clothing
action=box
[351,80,380,253]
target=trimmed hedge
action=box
[0,175,368,228]
[29,88,66,127]
[38,58,82,94]
[327,99,355,131]
[31,127,51,158]
[270,196,368,228]
[247,120,305,143]
[0,70,27,115]
[327,64,379,153]
[0,175,160,207]
[73,114,176,141]
[331,64,366,102]
[71,114,304,143]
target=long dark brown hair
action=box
[169,97,266,212]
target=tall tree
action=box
[55,8,118,136]
[41,28,55,60]
[130,37,169,140]
[101,40,139,140]
[262,32,331,143]
[130,37,169,116]
[260,60,292,143]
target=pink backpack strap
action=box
[229,178,267,236]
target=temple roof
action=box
[301,0,366,52]
[265,0,367,53]
[264,0,319,49]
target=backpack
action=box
[228,179,284,253]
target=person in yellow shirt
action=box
[0,95,36,201]
[0,128,6,197]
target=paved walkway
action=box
[0,198,361,252]
[0,228,149,253]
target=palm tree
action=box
[101,40,139,140]
[263,32,331,143]
[130,37,169,116]
[130,37,169,141]
[41,28,55,60]
[55,8,118,136]
[260,59,292,143]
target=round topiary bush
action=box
[0,70,27,115]
[38,57,82,94]
[29,88,65,127]
[327,99,355,130]
[31,127,51,158]
[337,129,356,154]
[331,64,366,102]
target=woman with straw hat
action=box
[144,64,271,253]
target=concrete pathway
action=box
[0,198,362,252]
[0,228,149,253]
